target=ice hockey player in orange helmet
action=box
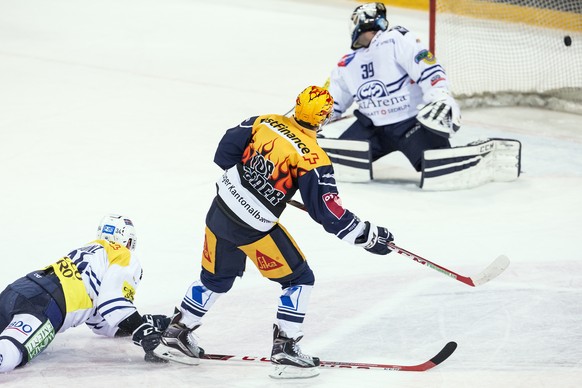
[151,86,394,379]
[294,85,334,131]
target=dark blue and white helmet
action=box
[97,214,137,251]
[350,2,389,49]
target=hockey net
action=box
[429,0,582,114]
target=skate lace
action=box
[292,341,310,360]
[186,330,200,348]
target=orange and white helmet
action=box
[294,86,334,131]
[96,214,137,251]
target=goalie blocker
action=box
[317,137,521,190]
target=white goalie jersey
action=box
[328,26,452,127]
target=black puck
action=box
[564,36,572,46]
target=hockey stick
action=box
[202,341,457,372]
[287,199,510,287]
[386,242,510,287]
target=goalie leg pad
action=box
[420,138,521,190]
[317,138,373,182]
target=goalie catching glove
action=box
[355,221,394,255]
[416,88,461,138]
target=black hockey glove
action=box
[355,221,394,255]
[132,323,167,363]
[142,314,171,332]
[116,313,171,337]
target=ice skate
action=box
[269,324,319,379]
[152,310,204,365]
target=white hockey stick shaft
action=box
[287,200,509,287]
[387,242,509,287]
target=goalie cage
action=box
[429,0,582,114]
[420,138,522,190]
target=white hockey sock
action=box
[180,280,222,329]
[0,338,23,373]
[276,284,313,339]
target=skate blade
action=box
[153,344,200,365]
[269,364,320,379]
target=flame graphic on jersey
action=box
[242,138,275,164]
[243,138,295,194]
[271,156,294,193]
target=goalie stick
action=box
[202,341,457,372]
[287,199,510,287]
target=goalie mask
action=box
[97,214,137,251]
[294,86,334,131]
[350,2,389,49]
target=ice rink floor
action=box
[1,0,581,387]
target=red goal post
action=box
[429,0,582,114]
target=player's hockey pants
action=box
[0,269,65,369]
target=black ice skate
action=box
[269,324,320,379]
[152,310,204,365]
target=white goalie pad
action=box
[420,138,521,190]
[317,138,373,182]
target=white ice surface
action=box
[1,0,581,387]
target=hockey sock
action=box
[180,280,222,329]
[0,338,23,372]
[276,284,313,339]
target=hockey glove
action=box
[142,314,171,332]
[116,313,171,337]
[132,323,167,363]
[355,221,393,255]
[416,89,461,138]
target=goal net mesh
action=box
[432,0,582,113]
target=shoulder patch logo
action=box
[122,281,136,302]
[338,53,356,67]
[414,49,436,65]
[322,192,346,220]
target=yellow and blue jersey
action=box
[46,239,142,337]
[214,114,364,243]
